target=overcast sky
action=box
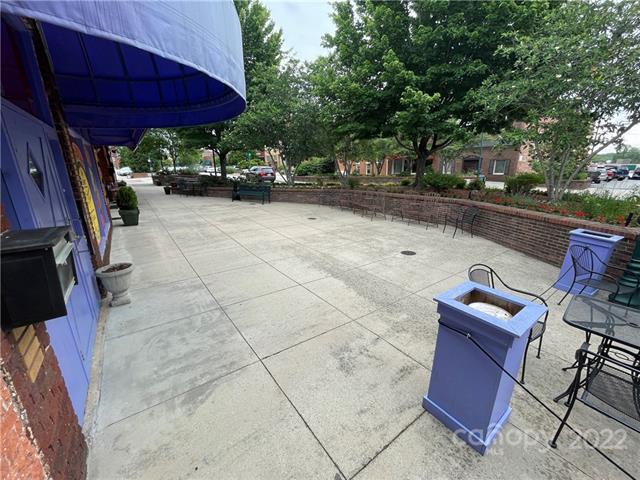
[264,0,639,152]
[265,0,333,62]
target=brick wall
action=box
[1,378,48,479]
[1,325,87,480]
[2,200,87,480]
[202,186,637,270]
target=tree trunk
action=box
[413,147,428,187]
[336,158,349,187]
[219,150,228,180]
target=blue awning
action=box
[1,1,246,146]
[74,128,146,149]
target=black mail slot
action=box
[1,226,77,330]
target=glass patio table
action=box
[553,295,640,403]
[563,295,640,350]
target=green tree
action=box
[235,63,324,184]
[118,129,198,172]
[178,0,283,179]
[477,0,640,202]
[354,137,404,176]
[118,130,167,172]
[321,0,549,186]
[613,147,640,164]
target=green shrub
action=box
[504,172,545,194]
[348,177,359,189]
[199,176,232,187]
[116,186,138,210]
[117,180,127,187]
[400,178,412,186]
[296,157,335,176]
[421,172,466,191]
[466,178,485,191]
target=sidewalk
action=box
[86,185,638,480]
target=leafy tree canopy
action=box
[317,0,551,185]
[173,0,284,178]
[476,0,640,201]
[234,62,325,184]
[118,129,199,172]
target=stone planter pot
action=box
[119,208,139,226]
[95,262,134,307]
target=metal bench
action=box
[174,179,203,196]
[233,183,271,205]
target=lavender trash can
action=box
[423,281,547,454]
[554,229,624,295]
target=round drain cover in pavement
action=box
[401,250,416,256]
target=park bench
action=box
[232,183,271,205]
[174,179,203,196]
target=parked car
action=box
[588,170,601,183]
[604,168,617,182]
[616,168,629,181]
[246,166,276,182]
[631,168,640,180]
[117,166,132,177]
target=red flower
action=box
[574,211,586,218]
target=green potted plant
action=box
[116,186,139,226]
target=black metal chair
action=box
[443,206,478,238]
[557,245,640,307]
[468,264,549,384]
[549,343,640,448]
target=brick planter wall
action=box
[200,186,637,270]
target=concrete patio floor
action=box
[86,185,639,479]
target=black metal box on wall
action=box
[1,226,77,330]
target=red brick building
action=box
[432,140,533,181]
[341,140,532,181]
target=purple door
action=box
[1,100,100,422]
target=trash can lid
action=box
[468,302,513,321]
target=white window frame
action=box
[492,159,507,175]
[365,162,371,175]
[441,160,453,174]
[391,158,403,175]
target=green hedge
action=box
[296,157,335,176]
[504,173,545,194]
[421,172,466,191]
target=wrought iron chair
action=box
[549,343,640,448]
[338,191,353,211]
[557,245,640,307]
[392,202,425,225]
[443,206,479,238]
[468,264,549,384]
